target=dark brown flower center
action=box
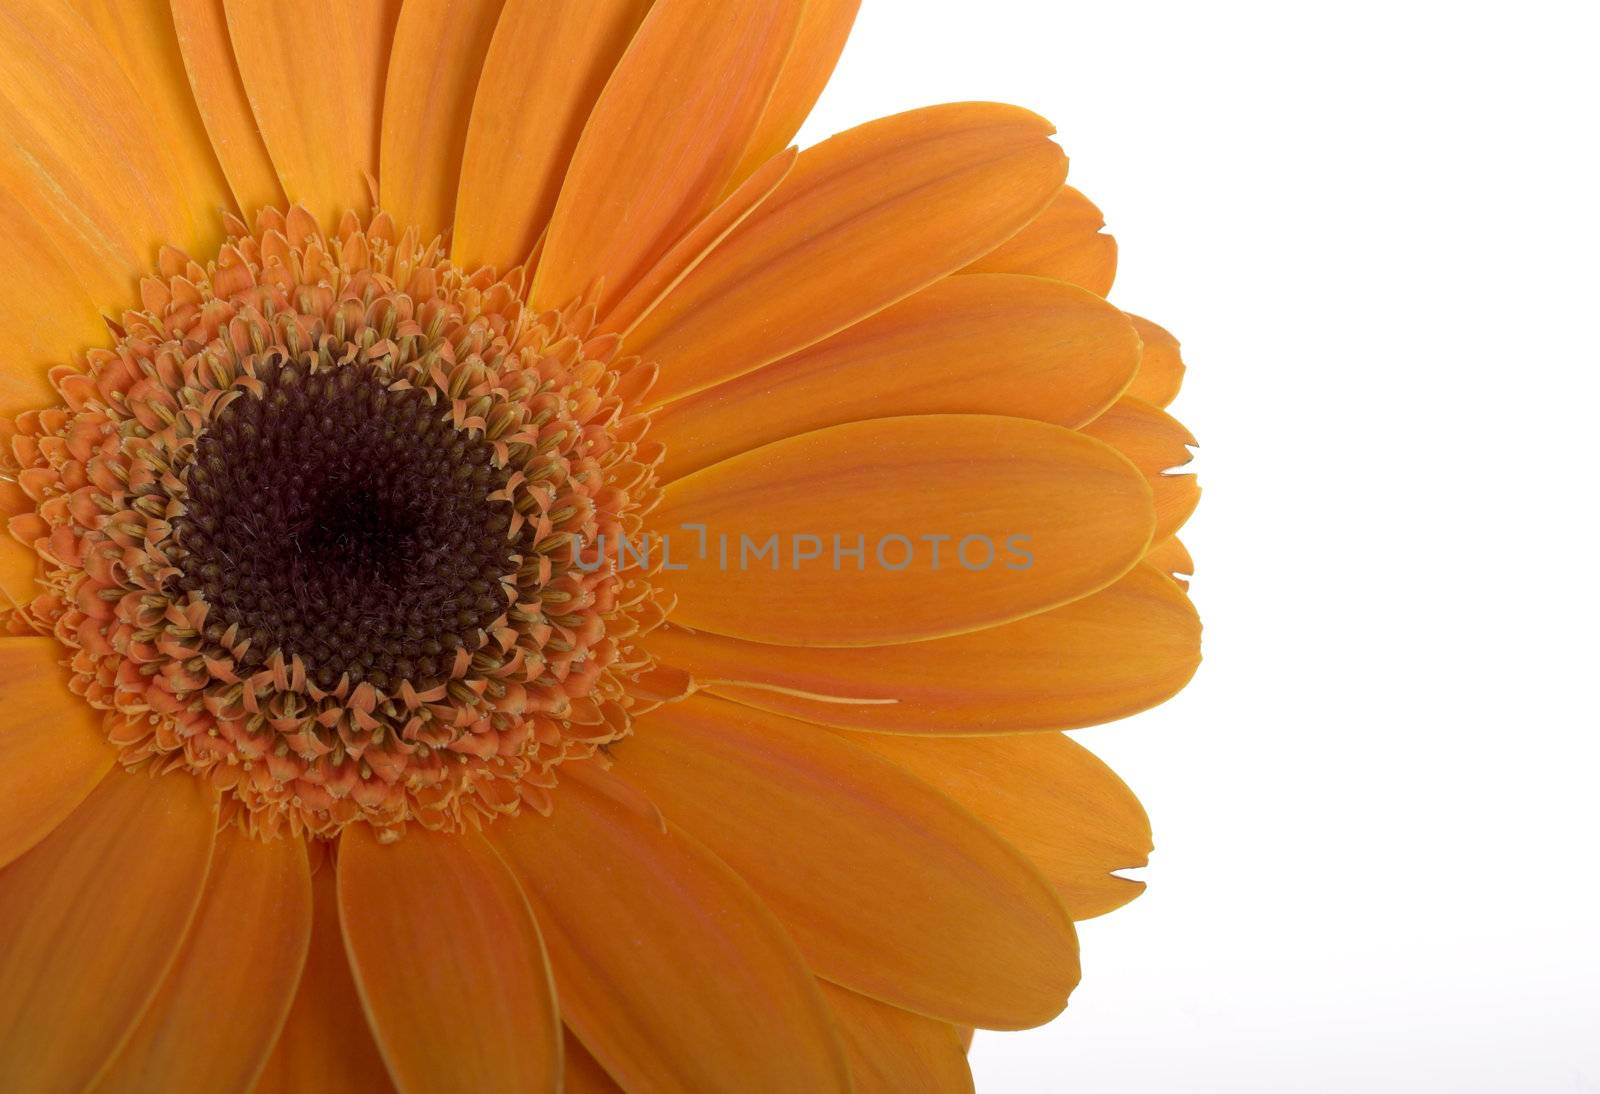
[173,356,517,691]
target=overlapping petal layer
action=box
[654,415,1154,646]
[338,825,561,1093]
[492,767,851,1093]
[93,830,311,1093]
[629,103,1069,403]
[617,696,1081,1029]
[962,184,1118,296]
[645,562,1200,733]
[650,274,1141,481]
[0,772,216,1092]
[0,640,114,868]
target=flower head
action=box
[0,1,1199,1090]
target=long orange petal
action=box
[252,863,394,1094]
[562,1029,624,1093]
[378,0,508,241]
[491,767,851,1093]
[617,697,1080,1028]
[1082,396,1200,543]
[0,639,115,868]
[0,203,104,416]
[650,274,1140,481]
[93,829,312,1093]
[643,562,1201,732]
[532,0,805,312]
[822,982,974,1094]
[602,146,797,337]
[628,103,1067,404]
[0,1,213,305]
[1124,314,1187,407]
[653,415,1153,647]
[453,0,653,271]
[846,732,1153,920]
[727,0,860,186]
[223,0,401,224]
[0,771,217,1091]
[169,0,284,214]
[339,825,561,1093]
[72,0,236,235]
[1146,535,1194,590]
[961,184,1118,296]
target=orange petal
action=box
[654,414,1153,647]
[1,528,42,611]
[1082,396,1199,543]
[0,199,105,416]
[562,1029,624,1093]
[643,562,1201,732]
[253,863,394,1094]
[602,146,798,337]
[169,0,284,214]
[0,639,115,868]
[629,103,1068,404]
[533,0,803,312]
[73,0,236,242]
[962,185,1118,296]
[1124,314,1186,407]
[0,1,211,305]
[338,825,560,1093]
[491,766,852,1093]
[617,696,1080,1028]
[377,0,507,241]
[822,982,973,1094]
[1146,535,1194,590]
[845,732,1152,920]
[0,771,217,1091]
[453,0,653,271]
[727,0,861,186]
[93,829,312,1093]
[650,274,1140,481]
[223,0,401,223]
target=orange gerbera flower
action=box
[0,1,1200,1090]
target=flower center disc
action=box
[175,359,517,693]
[1,207,667,840]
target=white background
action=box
[799,3,1599,1091]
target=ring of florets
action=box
[1,208,675,839]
